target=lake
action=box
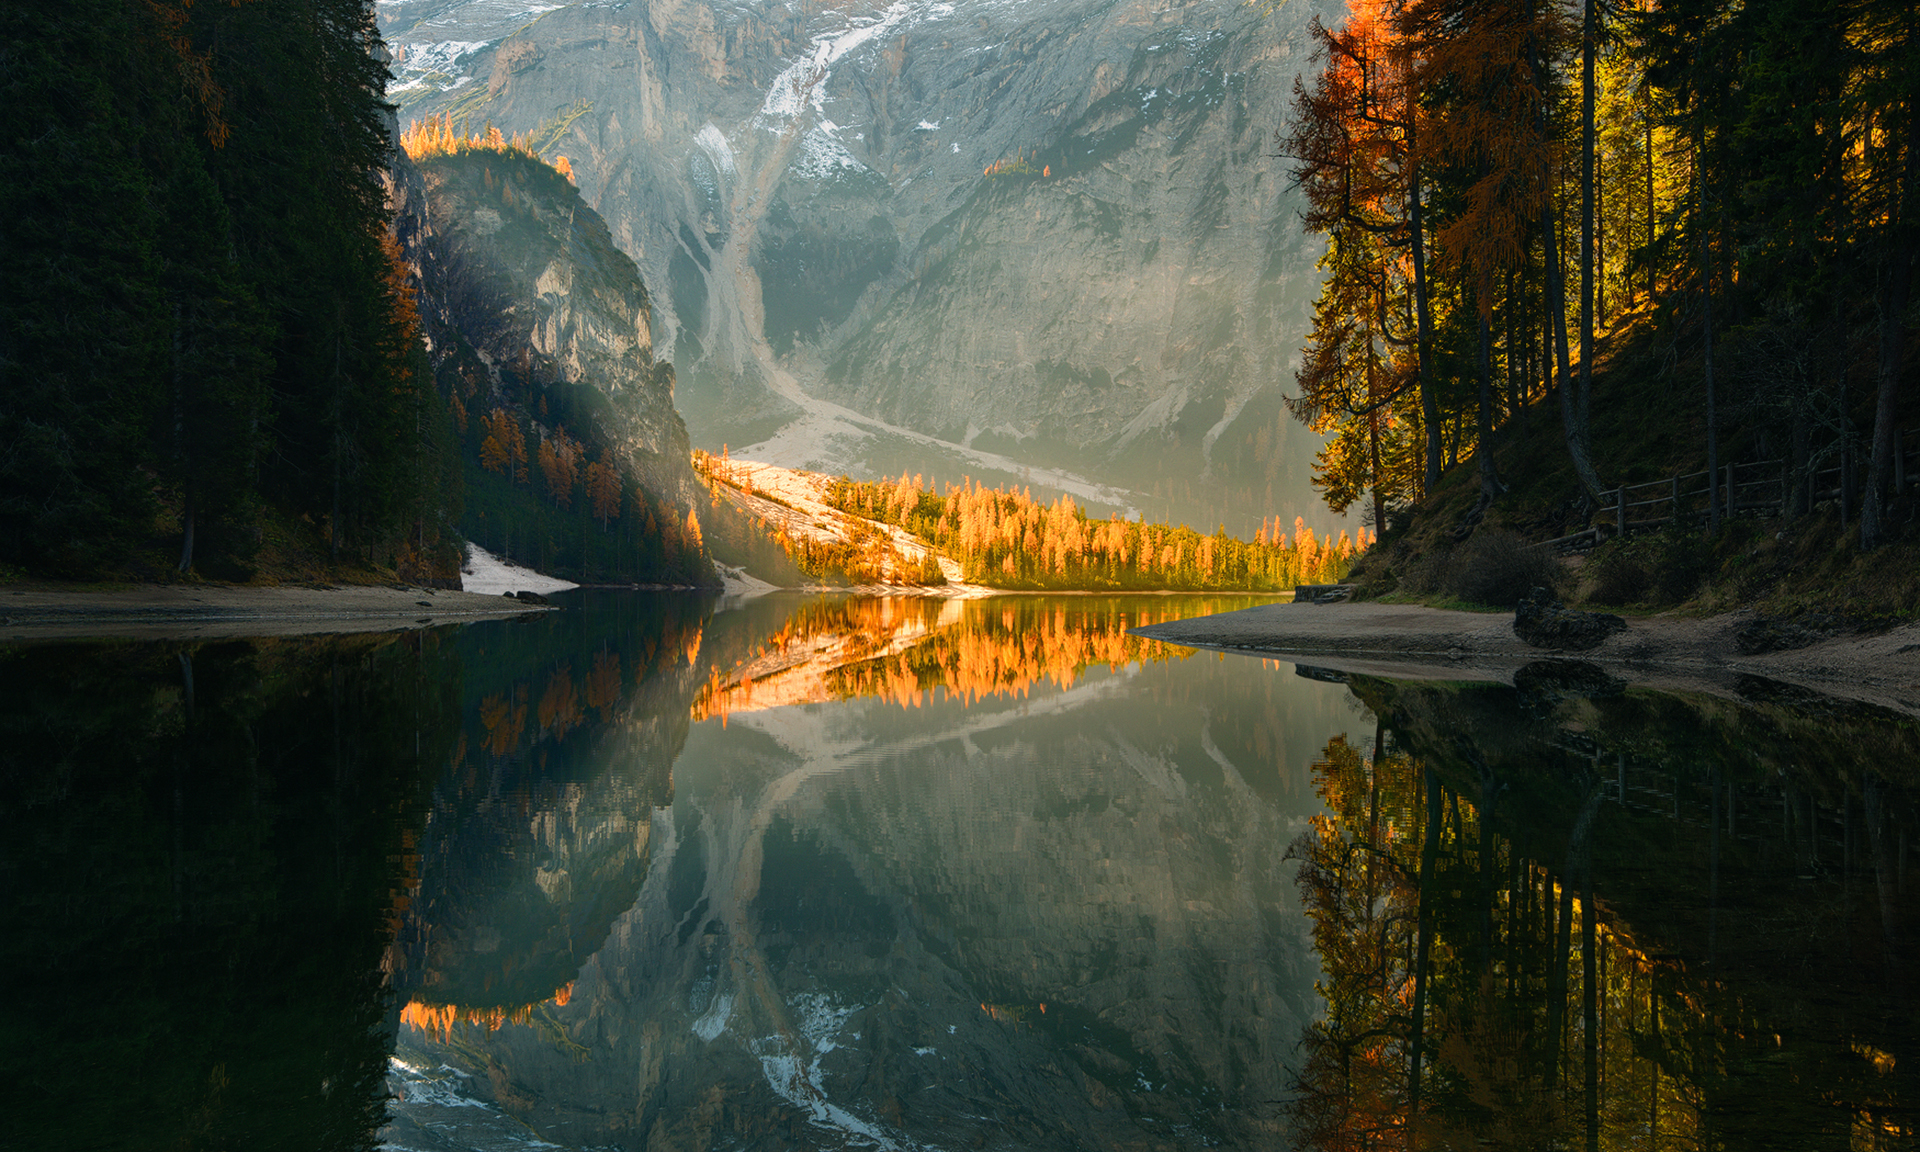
[2,592,1914,1150]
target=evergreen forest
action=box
[1,0,460,580]
[1283,0,1917,552]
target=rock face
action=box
[1513,588,1628,652]
[398,147,704,518]
[378,0,1339,533]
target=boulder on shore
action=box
[1513,588,1626,651]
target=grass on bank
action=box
[1348,310,1920,626]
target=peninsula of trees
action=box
[696,452,1366,592]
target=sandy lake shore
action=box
[1133,601,1920,718]
[0,584,556,642]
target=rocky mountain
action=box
[377,0,1339,535]
[390,141,714,583]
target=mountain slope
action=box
[378,0,1339,534]
[393,142,715,584]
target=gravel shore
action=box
[1132,601,1920,718]
[0,584,554,641]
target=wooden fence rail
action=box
[1532,427,1919,552]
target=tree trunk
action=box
[1547,869,1572,1087]
[1582,0,1597,382]
[1409,130,1443,499]
[1861,102,1914,549]
[1545,202,1601,497]
[1583,835,1599,1152]
[1647,115,1657,300]
[1369,405,1387,536]
[1506,266,1520,418]
[178,491,196,574]
[1705,255,1719,535]
[1477,289,1504,506]
[1407,768,1442,1145]
[1580,0,1599,475]
[1531,9,1602,499]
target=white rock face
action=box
[380,0,1341,533]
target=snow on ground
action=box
[714,561,780,599]
[712,459,998,597]
[459,543,579,596]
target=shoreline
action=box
[0,584,560,641]
[1131,601,1920,719]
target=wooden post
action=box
[1616,487,1626,538]
[1780,461,1789,517]
[1671,475,1680,527]
[1896,428,1906,495]
[1841,439,1852,525]
[1725,462,1736,520]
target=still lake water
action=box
[2,591,1915,1150]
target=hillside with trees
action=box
[696,452,1366,592]
[1282,0,1917,608]
[1,0,460,582]
[0,4,715,589]
[394,120,713,587]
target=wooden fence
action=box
[1534,427,1919,551]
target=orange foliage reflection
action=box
[693,596,1264,723]
[400,981,575,1043]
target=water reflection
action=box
[1287,665,1920,1150]
[391,592,1345,1149]
[8,600,1918,1150]
[0,635,456,1152]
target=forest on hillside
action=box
[0,4,712,587]
[0,0,460,580]
[397,119,712,587]
[1284,0,1916,548]
[697,452,1367,591]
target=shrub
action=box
[1584,543,1653,606]
[1442,529,1562,607]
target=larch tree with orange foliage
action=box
[1400,0,1568,510]
[1283,0,1443,515]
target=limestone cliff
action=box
[392,143,714,584]
[379,0,1340,534]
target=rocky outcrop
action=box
[406,149,702,515]
[1513,588,1628,652]
[377,0,1340,533]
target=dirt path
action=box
[1132,601,1920,718]
[0,584,553,641]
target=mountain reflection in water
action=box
[389,592,1341,1151]
[2,596,1914,1150]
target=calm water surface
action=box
[2,592,1914,1150]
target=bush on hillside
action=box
[1442,529,1563,607]
[1583,527,1714,607]
[1584,544,1654,606]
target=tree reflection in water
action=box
[12,597,1915,1150]
[1287,664,1919,1150]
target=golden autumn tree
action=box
[586,459,621,528]
[1400,0,1569,509]
[1284,0,1442,520]
[479,408,512,475]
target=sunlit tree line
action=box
[400,112,575,180]
[821,472,1370,591]
[1285,0,1917,547]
